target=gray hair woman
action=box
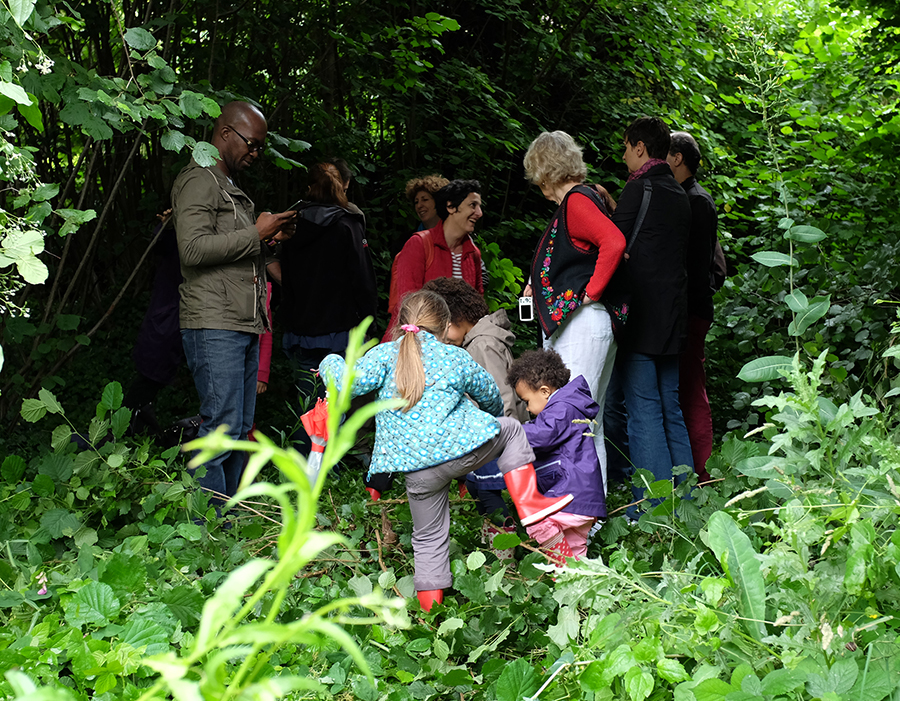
[523,130,625,495]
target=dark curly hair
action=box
[434,179,481,220]
[507,349,570,392]
[422,277,488,326]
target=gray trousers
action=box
[404,417,535,591]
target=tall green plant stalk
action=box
[8,319,411,701]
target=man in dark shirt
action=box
[667,132,718,483]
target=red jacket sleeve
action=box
[383,235,427,342]
[567,193,626,301]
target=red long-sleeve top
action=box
[565,192,626,301]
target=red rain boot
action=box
[417,589,443,612]
[504,463,573,526]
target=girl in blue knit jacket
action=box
[320,290,572,611]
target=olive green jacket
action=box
[172,159,268,333]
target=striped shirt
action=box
[451,252,463,279]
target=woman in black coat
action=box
[280,163,378,403]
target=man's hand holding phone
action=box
[257,210,297,242]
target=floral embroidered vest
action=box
[530,184,600,338]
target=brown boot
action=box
[504,463,573,526]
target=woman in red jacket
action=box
[384,179,484,341]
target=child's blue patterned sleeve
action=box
[459,353,503,416]
[321,347,389,398]
[319,354,348,392]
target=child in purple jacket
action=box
[507,349,607,562]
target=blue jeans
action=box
[603,368,631,486]
[182,329,259,501]
[618,351,693,510]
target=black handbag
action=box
[598,180,652,340]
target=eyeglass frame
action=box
[226,124,265,154]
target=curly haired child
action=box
[508,349,607,562]
[320,291,572,611]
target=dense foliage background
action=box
[2,0,900,699]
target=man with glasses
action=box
[172,101,295,508]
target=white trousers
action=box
[543,301,617,494]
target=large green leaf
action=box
[547,605,580,647]
[41,508,81,538]
[119,619,170,655]
[161,129,186,152]
[38,388,63,414]
[0,80,30,105]
[1,455,26,481]
[100,552,148,598]
[179,90,204,119]
[39,453,74,482]
[844,521,874,596]
[750,251,795,267]
[760,668,806,695]
[495,658,539,701]
[192,141,220,168]
[1,228,46,283]
[624,666,654,701]
[7,0,37,25]
[692,678,736,700]
[787,295,830,336]
[100,381,124,413]
[17,94,42,132]
[784,289,808,312]
[123,27,157,51]
[20,398,46,422]
[734,456,778,479]
[784,225,826,242]
[64,581,121,628]
[706,512,767,640]
[162,586,204,627]
[737,355,793,382]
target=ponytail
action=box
[393,290,451,411]
[307,162,349,208]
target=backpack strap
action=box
[624,180,652,254]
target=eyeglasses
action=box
[227,125,265,154]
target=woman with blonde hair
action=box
[320,290,573,612]
[522,131,626,494]
[280,163,378,445]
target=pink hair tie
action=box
[400,324,420,333]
